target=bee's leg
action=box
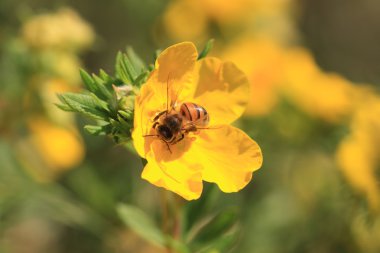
[181,125,197,133]
[171,133,185,145]
[152,122,159,129]
[153,110,168,122]
[177,133,185,142]
[165,142,172,153]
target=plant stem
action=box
[160,190,185,253]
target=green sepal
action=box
[197,39,215,60]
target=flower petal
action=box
[142,150,203,200]
[152,42,198,104]
[190,125,262,192]
[132,81,162,158]
[192,57,250,125]
[132,42,198,157]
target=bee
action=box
[143,75,210,152]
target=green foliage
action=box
[57,47,148,143]
[117,203,166,248]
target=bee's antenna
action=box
[142,134,159,138]
[166,72,171,114]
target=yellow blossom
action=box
[162,0,254,42]
[45,51,82,85]
[39,79,78,125]
[162,0,296,42]
[22,8,94,51]
[336,91,380,210]
[222,38,356,122]
[132,42,263,200]
[28,118,85,175]
[222,38,286,116]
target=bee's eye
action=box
[158,125,173,141]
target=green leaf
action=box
[115,52,138,84]
[133,70,149,87]
[99,69,113,83]
[84,124,112,136]
[153,49,162,62]
[118,109,133,119]
[54,102,73,112]
[79,69,97,93]
[116,52,131,84]
[57,93,109,120]
[126,46,146,71]
[197,39,215,60]
[80,69,113,101]
[196,231,239,253]
[191,207,238,244]
[184,184,219,232]
[92,74,112,99]
[117,204,166,247]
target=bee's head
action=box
[157,125,174,142]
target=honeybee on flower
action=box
[143,74,211,151]
[132,42,263,200]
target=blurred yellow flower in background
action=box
[162,0,296,43]
[22,8,94,52]
[36,51,83,85]
[162,0,254,42]
[132,42,263,200]
[39,79,78,125]
[222,37,357,123]
[162,0,208,42]
[28,119,84,171]
[8,8,95,182]
[222,38,285,116]
[282,72,355,123]
[336,90,380,211]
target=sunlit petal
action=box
[142,150,203,200]
[193,57,249,125]
[152,42,198,105]
[189,125,262,192]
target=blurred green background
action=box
[1,0,380,252]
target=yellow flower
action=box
[39,78,77,125]
[336,90,380,211]
[162,0,296,42]
[281,49,355,123]
[132,42,263,200]
[222,38,286,116]
[28,118,85,179]
[22,8,94,51]
[162,0,254,42]
[222,37,356,122]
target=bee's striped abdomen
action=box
[180,102,209,126]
